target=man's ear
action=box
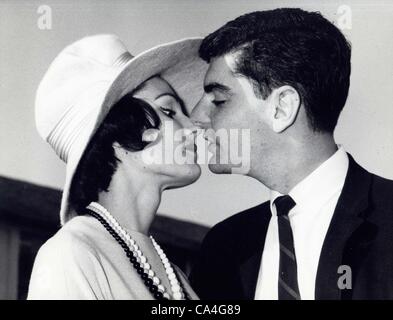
[271,86,301,133]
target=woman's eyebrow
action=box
[154,93,188,116]
[154,92,177,100]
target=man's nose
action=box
[190,98,211,129]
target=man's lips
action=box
[208,142,217,153]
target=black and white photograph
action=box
[0,0,393,306]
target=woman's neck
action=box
[97,170,162,235]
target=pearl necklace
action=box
[87,202,187,300]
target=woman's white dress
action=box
[27,215,198,300]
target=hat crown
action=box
[35,34,133,162]
[65,34,134,67]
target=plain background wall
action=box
[0,0,392,227]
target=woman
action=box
[28,34,207,299]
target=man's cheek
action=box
[213,112,238,131]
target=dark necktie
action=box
[274,195,301,300]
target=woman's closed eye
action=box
[155,94,183,118]
[159,106,176,118]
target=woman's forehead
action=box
[136,76,176,98]
[133,75,187,115]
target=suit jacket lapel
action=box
[315,154,373,300]
[238,204,271,299]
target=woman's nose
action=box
[178,114,199,133]
[190,98,211,129]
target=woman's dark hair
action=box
[199,8,351,133]
[69,94,161,214]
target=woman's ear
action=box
[112,142,127,161]
[271,86,301,133]
[142,128,161,143]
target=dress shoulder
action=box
[27,215,107,300]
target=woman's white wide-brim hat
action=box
[35,34,208,225]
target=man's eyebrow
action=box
[154,92,188,116]
[204,82,230,94]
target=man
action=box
[189,8,393,300]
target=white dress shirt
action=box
[254,146,349,300]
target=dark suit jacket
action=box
[190,155,393,299]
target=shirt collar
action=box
[270,146,349,216]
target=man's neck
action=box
[255,134,338,194]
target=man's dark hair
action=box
[69,94,161,214]
[199,8,351,133]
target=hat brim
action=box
[60,37,208,225]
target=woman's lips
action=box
[203,130,216,144]
[187,143,197,153]
[183,143,198,163]
[183,140,197,153]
